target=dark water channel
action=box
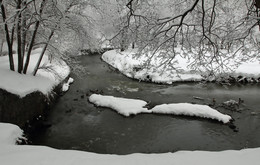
[29,54,260,154]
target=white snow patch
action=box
[0,48,70,97]
[0,69,54,97]
[89,94,232,123]
[126,87,139,92]
[89,94,151,116]
[67,77,74,84]
[62,83,69,92]
[0,122,260,165]
[223,100,239,106]
[101,49,203,83]
[62,77,74,92]
[102,49,260,84]
[235,61,260,76]
[0,123,23,146]
[151,103,232,123]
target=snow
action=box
[102,49,260,84]
[234,60,260,77]
[89,94,231,123]
[62,77,74,92]
[0,48,70,97]
[0,123,23,146]
[223,100,239,106]
[0,69,55,97]
[67,77,74,84]
[89,94,151,116]
[152,103,232,123]
[1,122,260,165]
[102,49,202,84]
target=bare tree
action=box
[23,0,47,74]
[1,0,101,76]
[0,0,15,71]
[113,0,260,78]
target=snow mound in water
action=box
[151,103,231,123]
[89,94,152,116]
[89,94,232,123]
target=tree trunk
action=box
[0,0,15,71]
[23,21,40,74]
[0,38,4,56]
[23,0,46,74]
[21,12,27,59]
[33,30,54,76]
[10,23,16,45]
[16,0,23,73]
[21,1,27,72]
[256,0,260,8]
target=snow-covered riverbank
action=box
[0,48,73,126]
[0,48,71,97]
[0,122,260,165]
[102,49,260,84]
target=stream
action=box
[28,53,260,155]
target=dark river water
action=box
[29,54,260,154]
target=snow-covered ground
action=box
[0,122,260,165]
[102,49,260,84]
[89,94,232,123]
[0,48,71,97]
